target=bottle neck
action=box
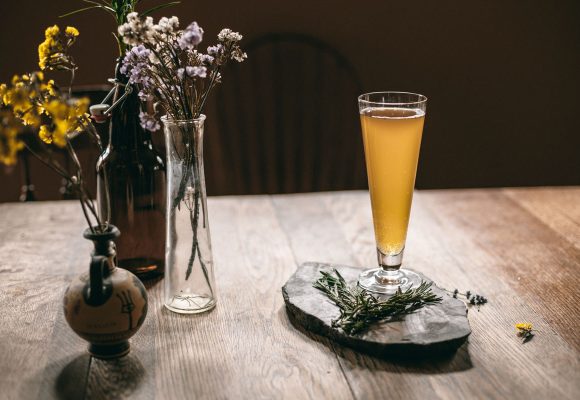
[108,86,152,150]
[107,61,152,151]
[92,238,117,259]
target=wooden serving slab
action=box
[282,262,471,358]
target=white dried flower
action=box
[183,186,196,209]
[118,12,156,45]
[148,51,160,65]
[231,48,247,62]
[157,16,180,34]
[126,12,139,24]
[218,28,242,42]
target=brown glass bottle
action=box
[96,62,166,280]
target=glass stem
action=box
[377,247,404,270]
[374,247,405,286]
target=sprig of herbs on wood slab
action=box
[313,269,442,335]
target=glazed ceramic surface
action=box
[63,226,148,358]
[64,264,147,344]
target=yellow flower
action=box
[40,79,57,97]
[39,121,67,148]
[1,73,46,128]
[45,25,60,38]
[44,99,70,144]
[38,25,75,71]
[0,109,25,166]
[42,97,89,147]
[21,109,41,127]
[515,323,532,332]
[515,322,534,342]
[52,127,69,147]
[0,84,7,105]
[11,74,25,85]
[38,124,53,144]
[3,87,32,114]
[44,98,67,116]
[38,41,50,70]
[32,71,44,82]
[47,80,56,96]
[65,26,79,37]
[72,97,90,117]
[38,37,63,71]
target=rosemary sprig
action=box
[313,269,442,335]
[445,288,488,310]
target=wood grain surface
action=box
[0,187,578,400]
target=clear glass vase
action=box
[162,115,216,314]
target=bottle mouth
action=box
[83,225,120,241]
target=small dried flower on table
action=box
[515,322,534,343]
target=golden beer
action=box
[360,107,425,255]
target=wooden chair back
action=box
[205,33,367,195]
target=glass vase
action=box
[96,61,166,280]
[162,115,216,314]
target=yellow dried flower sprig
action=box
[1,24,108,234]
[38,25,79,71]
[0,71,90,152]
[0,109,25,165]
[1,25,90,165]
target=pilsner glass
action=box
[358,92,427,294]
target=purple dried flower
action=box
[187,66,207,78]
[177,66,207,80]
[138,90,150,101]
[200,53,214,65]
[139,111,160,131]
[207,44,222,57]
[121,45,154,87]
[178,22,203,50]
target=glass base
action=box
[358,268,422,295]
[164,294,216,314]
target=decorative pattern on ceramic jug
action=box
[64,268,147,341]
[63,226,148,359]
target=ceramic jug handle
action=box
[89,255,108,303]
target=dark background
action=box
[1,0,579,201]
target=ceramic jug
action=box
[63,225,148,359]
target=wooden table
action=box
[0,187,578,400]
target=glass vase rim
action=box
[161,114,206,124]
[358,91,427,106]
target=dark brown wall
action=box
[1,0,579,200]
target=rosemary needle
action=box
[313,269,442,335]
